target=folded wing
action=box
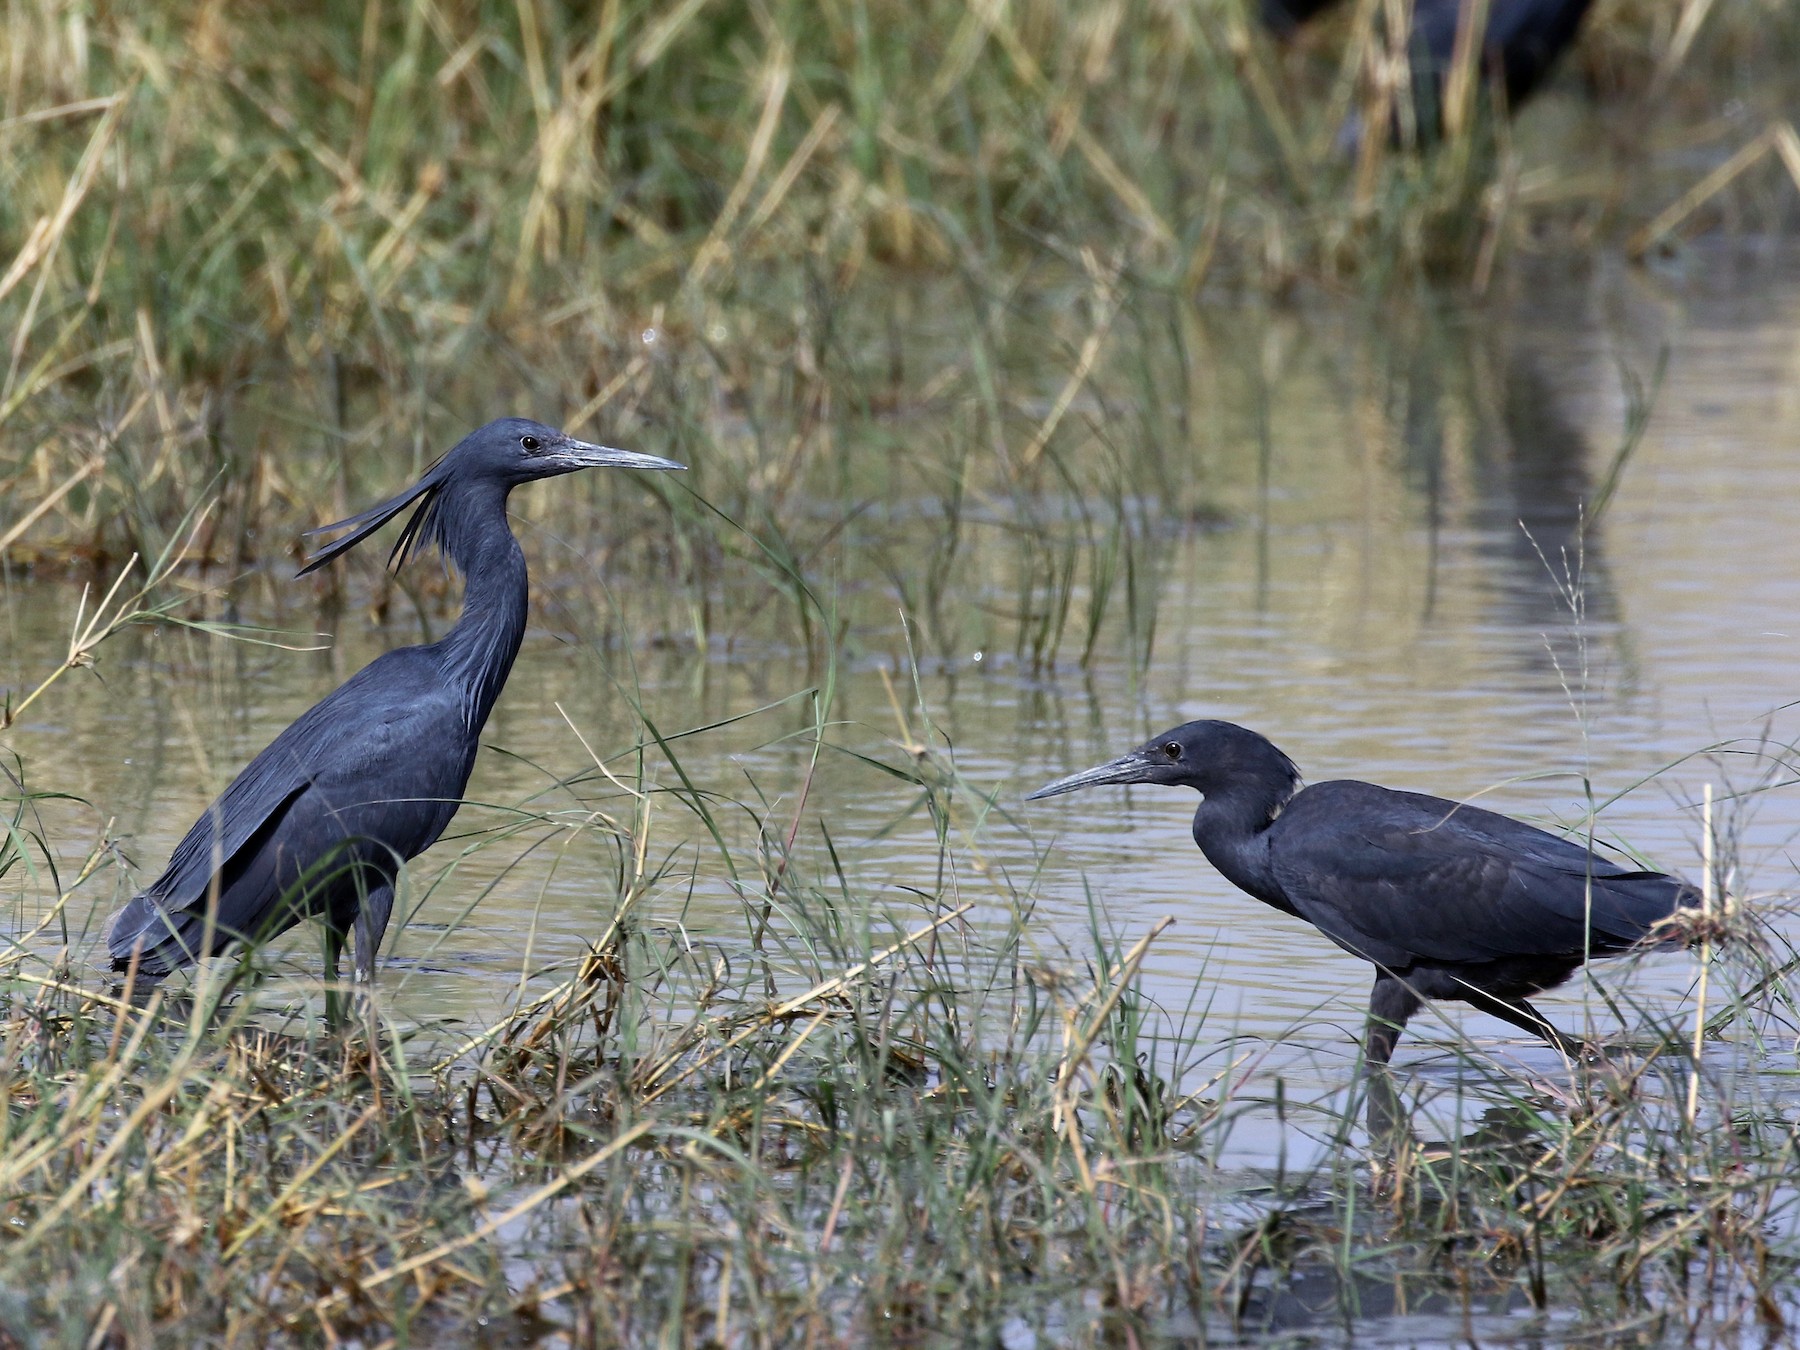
[1268,781,1696,970]
[107,650,471,976]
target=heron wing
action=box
[1268,781,1695,969]
[107,650,471,969]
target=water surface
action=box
[6,247,1800,1178]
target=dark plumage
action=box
[1028,720,1697,1064]
[105,418,682,987]
[1259,0,1340,37]
[1263,0,1595,136]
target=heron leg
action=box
[1364,1060,1410,1145]
[321,920,350,1030]
[1464,989,1583,1059]
[353,884,395,984]
[1366,971,1423,1067]
[322,923,344,984]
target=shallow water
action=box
[6,247,1800,1189]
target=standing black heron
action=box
[105,418,682,988]
[1028,720,1697,1065]
[1262,0,1595,137]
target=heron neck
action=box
[1190,779,1293,909]
[438,494,529,726]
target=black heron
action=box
[1028,720,1697,1064]
[1263,0,1595,136]
[105,418,682,988]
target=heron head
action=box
[462,417,685,483]
[1026,720,1300,801]
[299,417,683,576]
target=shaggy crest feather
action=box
[297,453,451,576]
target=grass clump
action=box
[1,0,1798,592]
[5,683,1800,1344]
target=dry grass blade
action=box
[1627,122,1800,259]
[221,1104,381,1259]
[0,91,129,306]
[1657,0,1718,86]
[638,901,974,1103]
[1052,915,1175,1129]
[1018,250,1123,471]
[0,453,106,559]
[684,45,794,294]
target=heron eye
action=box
[520,435,541,451]
[1163,742,1182,760]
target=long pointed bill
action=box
[1026,750,1160,801]
[552,439,685,473]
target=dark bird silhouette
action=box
[1263,0,1594,135]
[105,418,682,988]
[1260,0,1341,36]
[1028,720,1696,1064]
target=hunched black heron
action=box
[1029,719,1696,1064]
[105,418,682,986]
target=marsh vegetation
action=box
[5,0,1800,1343]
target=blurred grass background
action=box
[2,0,1798,589]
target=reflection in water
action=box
[1364,1063,1551,1158]
[1389,308,1616,662]
[1234,1096,1617,1343]
[1486,355,1608,611]
[1233,1220,1540,1344]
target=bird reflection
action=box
[1366,1072,1556,1167]
[1390,317,1622,684]
[1480,354,1614,623]
[1237,1098,1557,1336]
